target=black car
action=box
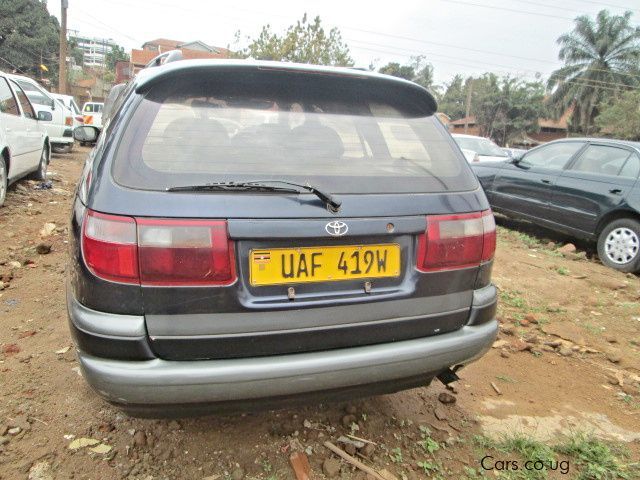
[472,138,640,272]
[68,59,497,416]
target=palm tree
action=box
[547,10,640,133]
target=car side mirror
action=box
[512,152,525,164]
[73,125,100,143]
[37,111,52,122]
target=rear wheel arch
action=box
[595,210,640,237]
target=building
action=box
[448,112,571,146]
[70,34,117,68]
[127,38,231,78]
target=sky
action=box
[48,0,640,85]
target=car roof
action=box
[547,137,640,152]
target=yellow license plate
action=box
[250,244,401,286]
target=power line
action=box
[568,0,639,13]
[440,0,575,21]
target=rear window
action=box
[112,71,476,194]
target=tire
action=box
[52,143,72,154]
[30,145,49,181]
[597,218,640,273]
[0,156,7,207]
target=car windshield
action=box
[112,73,476,194]
[454,136,508,157]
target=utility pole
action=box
[464,78,474,134]
[59,0,68,94]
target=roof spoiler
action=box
[145,50,183,69]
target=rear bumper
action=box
[75,321,497,407]
[67,286,497,410]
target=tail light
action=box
[75,115,84,123]
[416,210,496,272]
[81,210,236,286]
[65,116,73,126]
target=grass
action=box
[473,432,639,480]
[496,375,517,383]
[500,290,527,309]
[556,266,569,276]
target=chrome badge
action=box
[325,220,348,237]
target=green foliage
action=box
[547,10,640,134]
[438,74,471,120]
[596,90,640,140]
[471,73,547,146]
[390,447,403,463]
[0,0,59,79]
[378,55,438,92]
[555,432,638,480]
[241,13,353,66]
[105,44,129,71]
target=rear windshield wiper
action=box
[166,181,341,212]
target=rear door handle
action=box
[609,188,623,195]
[541,178,551,184]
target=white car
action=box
[452,134,510,162]
[82,102,104,129]
[0,72,50,206]
[7,74,75,152]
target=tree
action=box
[378,56,438,92]
[547,10,640,134]
[379,62,414,80]
[0,0,59,79]
[596,90,640,140]
[438,74,470,119]
[472,74,547,146]
[105,44,129,71]
[242,14,353,66]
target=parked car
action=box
[81,101,104,129]
[472,138,640,272]
[68,59,498,416]
[0,72,50,206]
[7,74,75,153]
[452,134,510,162]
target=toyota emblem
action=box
[325,220,348,237]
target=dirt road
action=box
[0,147,638,479]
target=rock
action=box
[559,243,576,254]
[605,336,618,344]
[500,349,510,358]
[168,420,181,431]
[607,352,622,364]
[133,430,147,448]
[511,340,532,352]
[0,436,8,445]
[341,414,357,428]
[39,223,56,238]
[35,243,51,255]
[621,384,637,396]
[558,347,573,357]
[360,443,375,458]
[501,326,515,336]
[434,406,448,421]
[523,334,539,344]
[345,405,357,415]
[230,467,244,480]
[438,392,456,405]
[344,443,357,456]
[8,261,21,269]
[323,458,341,478]
[544,340,562,348]
[524,313,539,324]
[519,319,530,327]
[606,374,620,386]
[8,427,21,435]
[543,323,586,346]
[28,461,53,480]
[492,340,508,349]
